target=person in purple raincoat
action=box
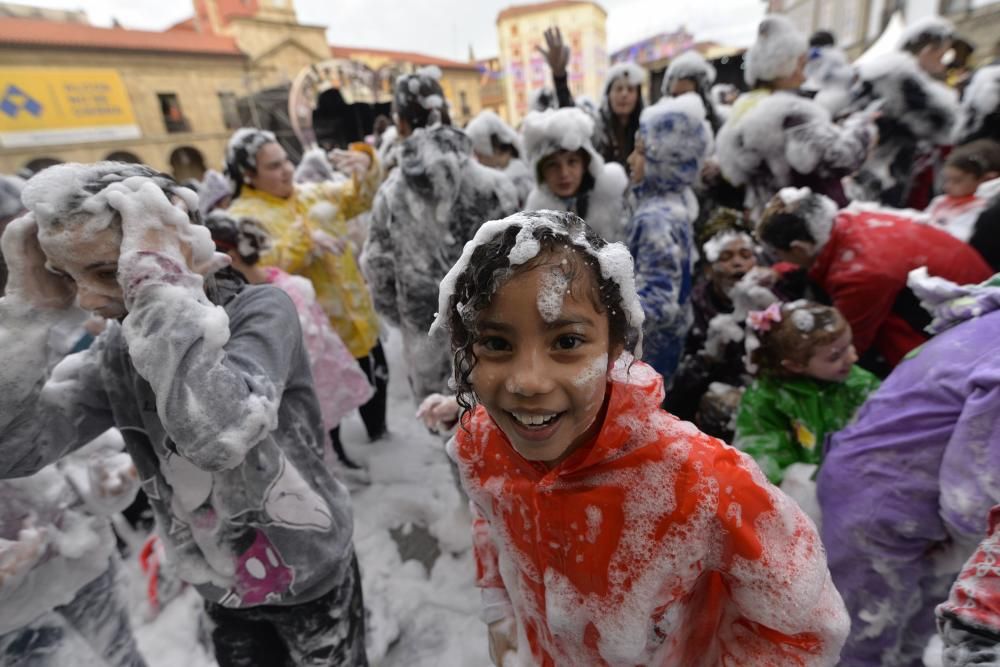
[818,270,1000,667]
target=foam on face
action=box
[536,266,570,323]
[430,213,645,357]
[573,352,608,389]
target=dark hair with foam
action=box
[444,211,634,418]
[946,139,1000,178]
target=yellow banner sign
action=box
[0,67,141,147]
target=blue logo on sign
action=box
[1,85,43,118]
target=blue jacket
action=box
[626,94,710,381]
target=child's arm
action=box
[712,446,850,664]
[321,143,380,224]
[733,385,800,485]
[111,184,296,472]
[630,208,689,334]
[361,189,401,326]
[0,218,115,478]
[471,502,518,665]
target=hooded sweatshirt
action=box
[716,90,876,217]
[840,52,958,208]
[451,357,849,666]
[465,109,534,206]
[364,124,519,397]
[625,93,710,380]
[0,264,355,610]
[522,107,629,242]
[818,273,1000,666]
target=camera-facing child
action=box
[735,301,881,488]
[435,210,849,666]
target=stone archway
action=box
[169,146,207,183]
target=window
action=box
[459,90,471,119]
[218,91,241,130]
[158,93,190,133]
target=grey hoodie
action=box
[0,264,354,609]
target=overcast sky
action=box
[13,0,765,59]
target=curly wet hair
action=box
[445,211,635,420]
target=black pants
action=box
[205,553,367,667]
[331,342,388,449]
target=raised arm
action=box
[538,27,575,108]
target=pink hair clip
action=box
[747,302,783,332]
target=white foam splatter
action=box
[790,309,815,332]
[536,267,569,323]
[702,230,754,263]
[573,352,608,388]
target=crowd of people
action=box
[0,10,999,667]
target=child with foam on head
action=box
[734,301,880,493]
[0,163,367,666]
[434,209,849,666]
[203,210,373,472]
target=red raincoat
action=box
[452,359,849,666]
[808,207,992,366]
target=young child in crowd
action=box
[433,209,848,666]
[734,301,881,487]
[465,109,535,206]
[0,163,366,667]
[521,106,629,241]
[925,139,1000,241]
[204,210,373,472]
[624,92,710,381]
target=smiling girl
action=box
[433,210,849,666]
[735,301,881,487]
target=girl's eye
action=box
[98,270,118,282]
[479,336,511,352]
[555,334,584,351]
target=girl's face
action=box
[786,328,857,383]
[39,226,126,320]
[608,80,639,117]
[669,78,697,96]
[626,135,646,184]
[471,258,616,468]
[918,40,953,76]
[708,237,756,295]
[249,142,295,199]
[942,165,981,198]
[541,150,586,198]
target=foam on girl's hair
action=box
[748,300,846,376]
[430,210,645,353]
[702,230,755,263]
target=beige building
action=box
[0,0,483,178]
[496,0,608,124]
[769,0,1000,60]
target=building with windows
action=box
[496,0,608,124]
[768,0,1000,60]
[0,0,482,179]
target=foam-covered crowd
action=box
[1,12,999,667]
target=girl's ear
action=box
[780,357,806,374]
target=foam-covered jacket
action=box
[364,125,518,396]
[625,94,710,380]
[841,52,958,207]
[0,262,355,610]
[806,205,992,366]
[227,143,380,358]
[452,357,849,666]
[954,64,1000,146]
[734,366,881,485]
[819,275,1000,666]
[936,505,1000,666]
[522,107,629,242]
[716,89,876,216]
[0,430,138,634]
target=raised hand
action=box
[0,215,77,310]
[537,26,570,77]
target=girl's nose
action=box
[505,349,555,397]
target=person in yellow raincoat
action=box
[225,128,387,464]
